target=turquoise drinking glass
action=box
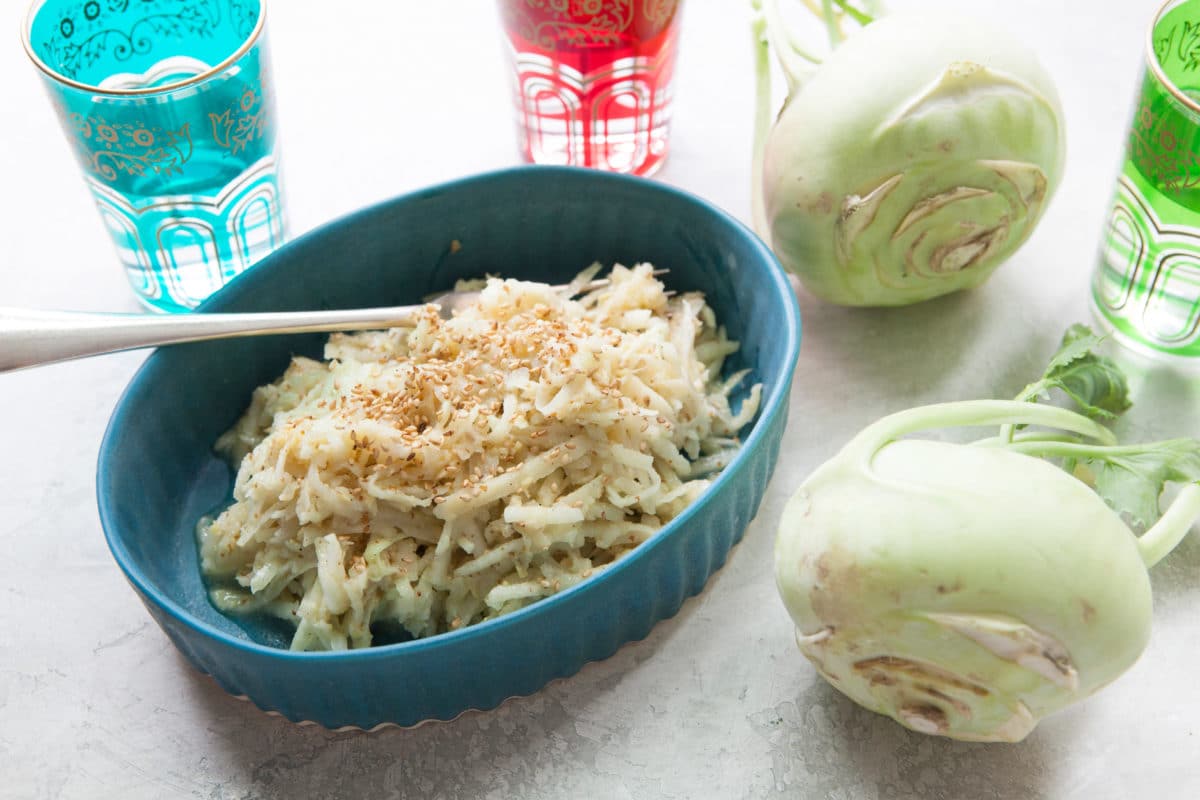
[23,0,286,313]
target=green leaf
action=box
[1042,324,1104,376]
[1016,324,1131,421]
[1083,440,1200,528]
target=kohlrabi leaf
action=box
[1083,440,1200,529]
[1016,324,1131,421]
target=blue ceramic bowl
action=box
[97,166,801,729]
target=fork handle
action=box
[0,305,424,373]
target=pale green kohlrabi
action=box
[774,328,1200,741]
[752,2,1066,306]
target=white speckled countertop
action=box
[3,1,1199,797]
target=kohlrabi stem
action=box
[831,0,874,26]
[846,400,1118,470]
[999,383,1046,444]
[752,0,824,241]
[752,0,876,242]
[1002,440,1187,459]
[818,0,844,46]
[751,10,772,242]
[762,0,822,87]
[1136,484,1200,568]
[971,432,1085,448]
[997,438,1200,567]
[998,422,1018,444]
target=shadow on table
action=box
[746,678,1085,800]
[789,279,1058,413]
[174,564,722,799]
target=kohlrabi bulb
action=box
[774,404,1156,742]
[762,12,1065,307]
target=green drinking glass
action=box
[1094,0,1200,362]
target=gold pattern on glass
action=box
[506,0,679,49]
[67,111,193,181]
[209,86,268,155]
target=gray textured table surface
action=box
[3,1,1198,798]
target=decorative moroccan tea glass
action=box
[1093,0,1200,361]
[497,0,682,177]
[23,0,286,313]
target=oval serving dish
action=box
[96,166,801,729]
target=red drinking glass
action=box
[498,0,682,176]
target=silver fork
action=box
[0,271,668,373]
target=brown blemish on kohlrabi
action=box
[852,657,991,698]
[808,549,863,627]
[899,703,949,735]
